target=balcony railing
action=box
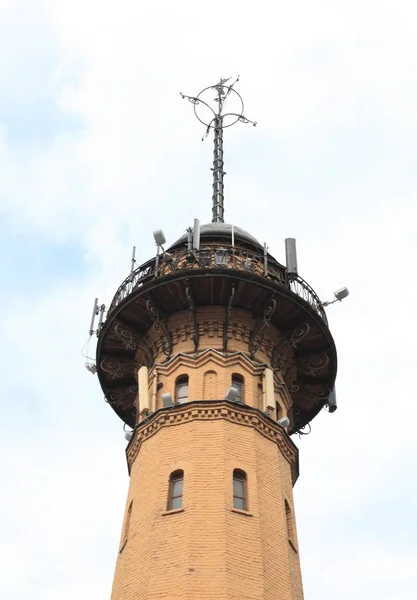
[108,245,327,324]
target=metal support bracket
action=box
[223,283,236,353]
[185,280,200,352]
[146,297,173,358]
[248,297,276,358]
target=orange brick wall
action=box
[110,408,303,599]
[111,302,304,600]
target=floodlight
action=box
[153,229,166,246]
[277,416,290,428]
[334,287,349,302]
[124,430,133,441]
[225,386,240,402]
[320,286,350,307]
[162,393,173,408]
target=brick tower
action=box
[93,79,339,599]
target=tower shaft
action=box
[108,304,304,600]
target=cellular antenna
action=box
[181,77,256,223]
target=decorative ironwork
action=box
[111,322,154,366]
[302,384,333,405]
[223,284,236,352]
[287,323,311,348]
[104,385,137,408]
[106,245,326,325]
[185,280,199,352]
[271,340,292,372]
[181,77,256,223]
[100,357,134,380]
[289,276,327,321]
[114,323,142,350]
[146,298,173,357]
[248,298,276,357]
[297,353,330,376]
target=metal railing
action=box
[108,245,327,323]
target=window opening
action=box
[231,374,244,403]
[285,499,295,543]
[168,470,184,510]
[175,376,189,404]
[233,469,247,510]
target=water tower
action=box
[91,78,343,600]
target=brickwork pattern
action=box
[111,405,303,600]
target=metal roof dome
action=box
[169,222,262,251]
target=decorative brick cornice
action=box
[126,400,299,484]
[148,348,267,378]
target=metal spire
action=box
[181,77,256,223]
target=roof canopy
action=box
[169,222,262,251]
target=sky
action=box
[1,0,416,598]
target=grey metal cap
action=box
[169,222,262,250]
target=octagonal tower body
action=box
[96,221,336,600]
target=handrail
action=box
[107,245,327,324]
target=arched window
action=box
[231,374,244,403]
[233,469,247,510]
[285,499,295,545]
[168,470,184,510]
[175,375,189,404]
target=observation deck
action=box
[96,224,337,435]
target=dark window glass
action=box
[231,375,244,403]
[176,376,189,403]
[171,496,182,510]
[168,471,184,510]
[233,470,247,510]
[233,496,246,510]
[172,478,183,498]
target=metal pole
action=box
[97,304,106,335]
[212,115,224,223]
[130,246,136,282]
[264,243,268,276]
[231,224,235,267]
[155,245,160,277]
[181,78,256,225]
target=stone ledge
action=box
[126,400,299,484]
[161,508,185,516]
[231,508,253,517]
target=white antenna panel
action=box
[193,218,201,251]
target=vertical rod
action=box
[97,304,106,336]
[155,245,161,277]
[130,246,136,282]
[187,227,193,254]
[231,224,235,267]
[212,115,225,223]
[264,243,268,276]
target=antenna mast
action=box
[181,77,256,223]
